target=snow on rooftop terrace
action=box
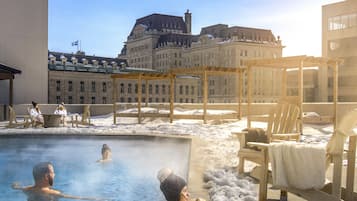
[0,107,335,201]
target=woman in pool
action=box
[157,168,206,201]
[97,144,112,163]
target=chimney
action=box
[184,9,192,34]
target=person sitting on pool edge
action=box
[97,144,112,163]
[157,168,206,201]
[12,162,106,201]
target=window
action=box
[68,81,72,92]
[162,85,166,94]
[91,97,95,104]
[149,84,153,94]
[102,97,107,104]
[56,96,61,104]
[142,84,145,93]
[191,86,194,95]
[120,83,124,94]
[128,97,132,103]
[120,97,125,102]
[56,80,61,91]
[68,96,73,104]
[156,98,159,102]
[162,98,165,102]
[102,82,107,92]
[80,81,85,92]
[155,85,159,94]
[185,86,189,95]
[91,81,96,92]
[179,86,183,95]
[80,96,84,104]
[128,84,132,93]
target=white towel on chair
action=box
[269,142,326,190]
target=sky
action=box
[48,0,342,58]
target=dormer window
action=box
[82,58,88,65]
[71,56,78,65]
[111,61,117,68]
[49,54,56,64]
[60,55,67,65]
[102,60,108,67]
[92,60,98,66]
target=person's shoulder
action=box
[44,188,62,195]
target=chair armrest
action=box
[271,133,300,141]
[231,131,248,149]
[247,142,269,150]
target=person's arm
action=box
[11,182,30,191]
[60,193,109,201]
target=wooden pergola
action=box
[111,66,245,124]
[171,66,245,123]
[0,63,21,106]
[245,55,342,132]
[111,72,174,124]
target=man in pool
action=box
[12,162,106,201]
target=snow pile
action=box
[204,167,257,201]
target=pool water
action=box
[0,135,191,201]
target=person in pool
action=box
[97,144,112,163]
[12,162,106,201]
[157,168,206,201]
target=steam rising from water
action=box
[0,136,190,201]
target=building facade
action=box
[119,11,284,103]
[321,0,357,102]
[0,0,48,104]
[48,51,199,104]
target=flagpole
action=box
[79,40,81,52]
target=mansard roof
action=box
[130,13,187,36]
[200,24,277,42]
[156,33,192,48]
[48,51,127,66]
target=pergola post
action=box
[238,69,242,119]
[9,77,13,107]
[170,74,175,123]
[112,78,117,124]
[203,70,208,124]
[298,60,304,134]
[138,74,142,124]
[247,66,252,128]
[281,68,287,98]
[145,80,149,107]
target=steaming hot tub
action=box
[0,135,191,201]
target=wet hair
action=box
[101,144,111,155]
[32,101,38,108]
[159,173,187,201]
[32,162,53,182]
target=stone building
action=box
[119,11,284,103]
[48,51,199,104]
[321,0,357,102]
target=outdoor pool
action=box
[0,135,191,201]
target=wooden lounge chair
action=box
[244,108,357,201]
[232,100,301,201]
[70,105,92,127]
[6,106,31,128]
